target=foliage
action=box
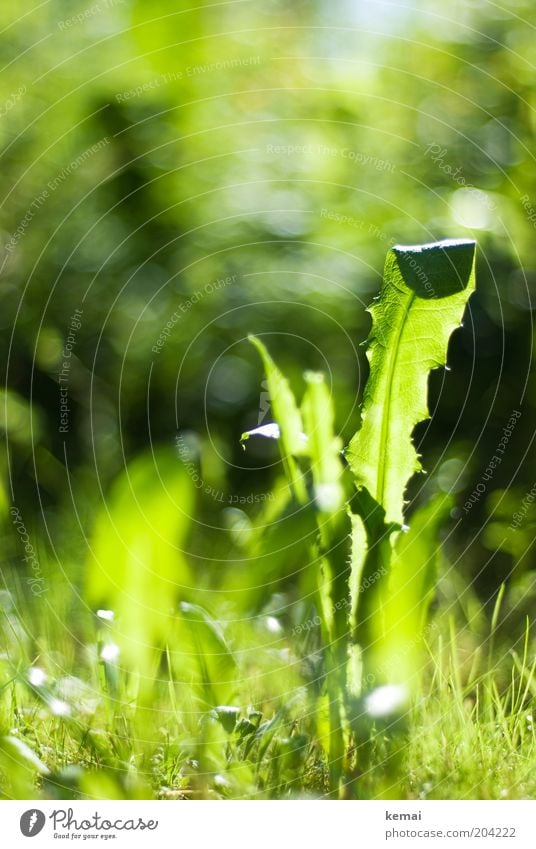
[241,240,475,794]
[347,240,476,527]
[0,0,534,803]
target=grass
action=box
[1,559,535,801]
[1,243,528,801]
[0,241,534,799]
[407,639,536,801]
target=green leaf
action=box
[212,705,240,734]
[0,735,49,776]
[301,370,349,663]
[175,602,237,706]
[248,335,306,458]
[346,239,476,526]
[389,493,452,631]
[87,448,194,678]
[301,371,344,513]
[0,734,49,797]
[369,493,452,684]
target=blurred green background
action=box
[2,0,534,595]
[0,0,536,799]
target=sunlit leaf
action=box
[173,602,237,706]
[87,448,194,678]
[301,371,344,513]
[248,335,307,458]
[0,734,49,798]
[347,239,476,526]
[370,493,452,685]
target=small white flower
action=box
[265,616,283,634]
[365,684,408,718]
[100,643,120,662]
[314,483,343,512]
[96,609,115,621]
[28,667,47,687]
[49,698,71,717]
[243,423,281,441]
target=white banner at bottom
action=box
[1,800,535,848]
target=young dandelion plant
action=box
[242,239,476,796]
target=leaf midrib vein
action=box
[376,286,416,512]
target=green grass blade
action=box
[301,371,344,514]
[247,335,307,501]
[247,335,307,458]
